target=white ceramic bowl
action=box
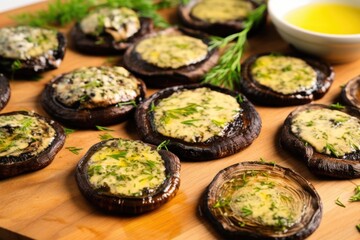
[268,0,360,63]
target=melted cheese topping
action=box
[135,35,208,69]
[153,88,241,143]
[191,0,253,23]
[80,7,140,42]
[291,108,360,157]
[0,113,56,157]
[87,139,166,197]
[251,55,317,95]
[0,26,58,60]
[213,170,305,231]
[53,66,141,109]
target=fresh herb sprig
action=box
[202,4,266,90]
[335,197,346,208]
[349,185,360,202]
[13,0,171,28]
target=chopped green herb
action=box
[240,206,253,216]
[157,140,170,151]
[108,151,127,160]
[149,101,156,112]
[96,125,114,131]
[99,133,114,141]
[325,143,339,157]
[349,185,360,202]
[236,94,244,103]
[116,100,137,107]
[330,102,345,110]
[356,224,360,232]
[64,128,75,135]
[181,119,200,126]
[213,198,231,208]
[335,197,346,208]
[11,60,22,71]
[66,146,82,155]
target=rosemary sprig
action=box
[13,0,170,28]
[202,4,266,90]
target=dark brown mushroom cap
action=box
[135,84,261,161]
[41,70,146,129]
[0,74,10,111]
[341,75,360,109]
[177,0,267,37]
[123,27,219,88]
[280,104,360,179]
[75,139,181,215]
[200,161,322,240]
[0,32,66,77]
[70,17,153,55]
[240,53,334,106]
[0,111,65,179]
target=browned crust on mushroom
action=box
[123,27,220,88]
[75,139,181,215]
[0,74,10,111]
[177,0,266,37]
[0,111,65,179]
[279,104,360,179]
[240,53,334,106]
[70,17,153,55]
[41,71,146,129]
[200,161,322,240]
[341,75,360,109]
[135,84,261,161]
[0,32,66,77]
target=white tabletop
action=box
[0,0,44,12]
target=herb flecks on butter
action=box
[251,55,317,95]
[0,26,58,60]
[135,35,208,69]
[0,113,56,157]
[291,108,360,157]
[212,170,306,232]
[80,7,140,42]
[191,0,253,23]
[53,66,140,109]
[153,88,241,143]
[87,139,166,197]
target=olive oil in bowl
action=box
[285,3,360,35]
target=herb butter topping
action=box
[0,26,58,60]
[80,7,140,42]
[251,55,317,95]
[212,170,306,231]
[53,66,141,109]
[291,108,360,157]
[0,113,56,157]
[191,0,253,23]
[153,87,241,142]
[87,139,166,197]
[135,35,208,69]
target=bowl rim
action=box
[268,0,360,40]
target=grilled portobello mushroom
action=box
[76,138,181,214]
[0,26,66,76]
[135,84,261,161]
[240,53,334,106]
[123,27,219,88]
[70,7,153,55]
[178,0,266,37]
[0,111,65,179]
[341,75,360,109]
[41,66,146,129]
[0,74,10,111]
[200,161,322,240]
[280,104,360,178]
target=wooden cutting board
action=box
[0,2,359,240]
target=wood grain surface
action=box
[0,2,359,240]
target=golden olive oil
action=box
[285,3,360,34]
